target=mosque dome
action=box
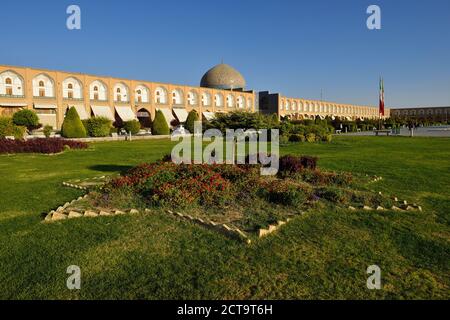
[200,63,246,90]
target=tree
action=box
[185,110,199,134]
[61,107,87,138]
[12,109,40,131]
[152,110,170,135]
[123,120,141,135]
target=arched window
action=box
[247,98,252,109]
[114,83,129,102]
[1,71,24,96]
[237,96,245,109]
[5,78,12,95]
[90,80,107,101]
[226,95,234,108]
[38,81,45,97]
[171,89,183,105]
[135,85,149,103]
[155,87,167,104]
[214,94,224,107]
[32,74,54,98]
[187,91,197,106]
[202,93,211,106]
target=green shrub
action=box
[305,133,316,143]
[322,134,333,142]
[84,117,112,137]
[279,135,290,145]
[261,180,312,206]
[316,187,350,204]
[61,107,87,138]
[289,134,305,142]
[123,120,141,135]
[185,110,199,134]
[0,117,26,139]
[12,109,40,131]
[152,110,170,135]
[43,125,53,138]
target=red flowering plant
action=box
[103,162,238,209]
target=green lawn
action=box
[0,136,449,299]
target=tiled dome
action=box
[200,63,246,90]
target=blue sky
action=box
[1,0,449,108]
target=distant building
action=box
[0,63,389,129]
[391,107,450,122]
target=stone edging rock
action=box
[257,219,291,238]
[44,202,143,222]
[167,210,252,244]
[347,196,422,212]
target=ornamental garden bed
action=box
[45,154,422,242]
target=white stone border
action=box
[167,210,252,244]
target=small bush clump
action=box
[279,155,318,174]
[43,125,53,138]
[0,117,26,139]
[260,179,313,206]
[83,117,112,137]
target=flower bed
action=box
[0,138,88,154]
[84,154,397,235]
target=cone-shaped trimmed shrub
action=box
[185,110,199,134]
[61,107,87,138]
[152,110,170,135]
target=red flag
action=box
[379,77,385,117]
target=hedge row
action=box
[0,138,88,154]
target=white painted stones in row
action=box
[46,208,140,222]
[258,219,291,238]
[348,204,422,212]
[62,181,88,190]
[369,176,383,183]
[168,210,251,244]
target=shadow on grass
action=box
[88,164,134,174]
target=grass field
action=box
[0,136,449,299]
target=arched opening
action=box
[137,108,152,128]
